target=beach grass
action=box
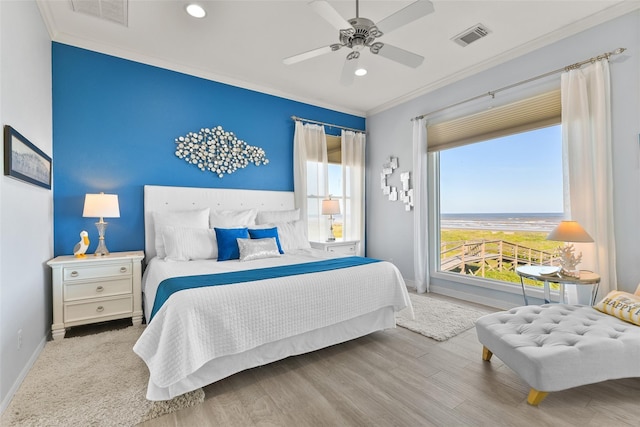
[441,229,558,251]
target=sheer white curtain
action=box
[561,60,617,294]
[341,130,366,255]
[412,118,429,293]
[293,121,327,239]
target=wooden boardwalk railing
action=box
[440,240,557,276]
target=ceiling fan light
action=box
[185,3,206,18]
[355,68,367,77]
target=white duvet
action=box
[133,249,412,400]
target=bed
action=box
[133,185,413,400]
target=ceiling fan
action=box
[283,0,434,85]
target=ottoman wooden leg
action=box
[482,346,493,361]
[527,388,549,406]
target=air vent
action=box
[451,24,490,47]
[70,0,128,26]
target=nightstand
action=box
[47,251,144,340]
[309,240,360,255]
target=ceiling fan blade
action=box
[376,0,434,35]
[340,55,359,86]
[283,45,334,65]
[375,43,424,68]
[309,0,352,31]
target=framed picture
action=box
[4,125,51,189]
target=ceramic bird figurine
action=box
[74,230,90,257]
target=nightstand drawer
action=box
[328,244,357,254]
[309,240,360,254]
[63,263,132,281]
[64,296,133,323]
[64,278,132,301]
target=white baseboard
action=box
[427,284,516,310]
[0,335,47,415]
[404,278,516,310]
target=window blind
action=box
[327,135,341,164]
[427,90,561,152]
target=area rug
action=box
[396,294,491,341]
[2,326,204,426]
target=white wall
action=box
[366,10,640,307]
[0,0,53,412]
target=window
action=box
[294,122,366,251]
[306,135,346,241]
[429,90,563,288]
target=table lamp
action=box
[546,220,593,278]
[83,192,120,256]
[321,196,340,242]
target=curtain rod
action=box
[411,47,626,121]
[291,116,365,133]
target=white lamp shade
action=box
[321,199,340,215]
[83,193,120,218]
[546,220,593,243]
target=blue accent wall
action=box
[52,43,365,256]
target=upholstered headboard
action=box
[144,185,295,262]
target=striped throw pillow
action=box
[594,291,640,326]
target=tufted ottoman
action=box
[476,304,640,405]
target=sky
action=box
[439,124,563,214]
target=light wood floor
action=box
[139,294,640,427]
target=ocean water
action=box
[441,213,563,233]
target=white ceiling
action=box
[37,0,638,116]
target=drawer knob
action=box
[96,306,104,312]
[96,286,104,292]
[70,271,79,277]
[120,267,127,273]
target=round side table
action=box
[516,265,600,305]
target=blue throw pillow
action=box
[248,227,284,254]
[214,227,249,261]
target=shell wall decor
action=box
[174,125,269,178]
[380,156,413,211]
[380,156,398,199]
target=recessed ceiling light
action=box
[354,68,367,77]
[185,3,206,18]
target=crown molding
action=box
[36,0,57,40]
[366,1,640,117]
[50,32,367,118]
[37,0,365,119]
[37,0,638,119]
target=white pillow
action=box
[275,220,311,251]
[256,209,300,225]
[210,209,257,228]
[162,226,217,261]
[153,208,210,259]
[237,237,281,262]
